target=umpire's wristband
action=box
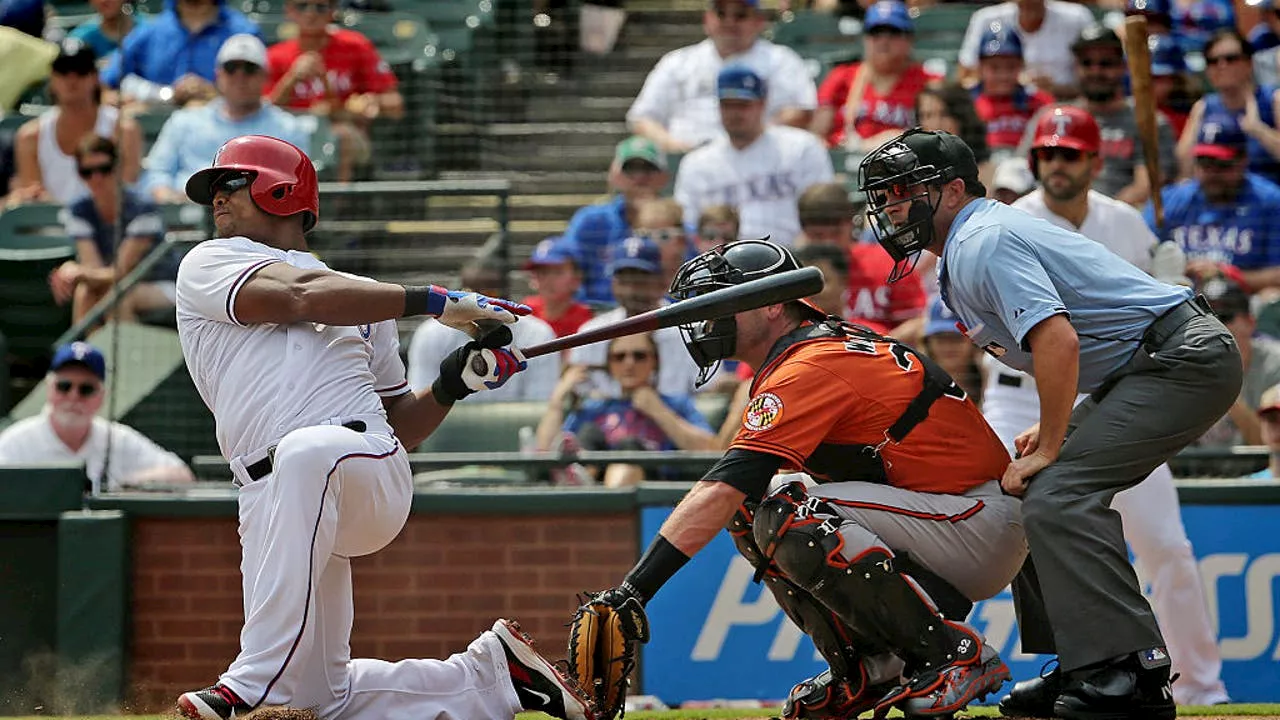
[623,534,690,604]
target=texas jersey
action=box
[1149,174,1280,269]
[723,330,1009,496]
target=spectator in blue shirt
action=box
[1148,111,1280,290]
[68,0,148,61]
[103,0,259,106]
[140,33,311,204]
[50,134,175,324]
[563,135,670,307]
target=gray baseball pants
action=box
[1012,302,1242,672]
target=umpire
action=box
[858,128,1242,720]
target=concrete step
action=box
[620,23,705,49]
[437,170,609,196]
[523,95,632,123]
[478,121,630,147]
[421,193,606,222]
[481,142,620,173]
[576,70,651,97]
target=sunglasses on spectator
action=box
[714,8,752,21]
[609,350,653,363]
[1205,53,1246,66]
[1195,156,1239,170]
[699,231,736,243]
[292,1,332,12]
[77,163,114,179]
[1077,57,1124,69]
[55,380,100,398]
[1034,147,1086,163]
[640,228,685,244]
[213,173,252,195]
[222,60,262,75]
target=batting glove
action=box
[432,325,528,405]
[425,286,531,332]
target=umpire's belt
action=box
[234,418,370,487]
[1141,294,1213,349]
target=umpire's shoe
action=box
[998,660,1063,717]
[176,684,251,720]
[1053,648,1176,720]
[493,618,596,720]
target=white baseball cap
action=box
[216,34,268,68]
[992,157,1035,196]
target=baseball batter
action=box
[989,108,1230,707]
[172,135,593,720]
[859,128,1241,720]
[587,240,1027,719]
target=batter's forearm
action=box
[384,390,453,449]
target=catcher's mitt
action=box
[567,586,651,720]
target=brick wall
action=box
[127,512,638,713]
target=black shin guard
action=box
[753,483,980,675]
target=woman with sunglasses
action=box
[1176,28,1280,184]
[6,38,141,206]
[50,134,177,324]
[535,333,716,487]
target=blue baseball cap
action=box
[50,341,106,380]
[979,22,1023,58]
[717,64,766,101]
[1126,0,1171,19]
[1195,113,1248,160]
[1148,33,1186,76]
[609,236,662,275]
[524,235,578,270]
[709,0,760,7]
[864,0,913,33]
[924,298,962,338]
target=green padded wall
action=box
[55,510,128,714]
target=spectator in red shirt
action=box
[793,182,926,338]
[971,22,1055,154]
[264,0,404,181]
[811,0,940,150]
[522,235,594,338]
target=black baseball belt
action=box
[242,420,368,483]
[1141,294,1214,349]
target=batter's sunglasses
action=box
[213,173,253,195]
[55,380,100,398]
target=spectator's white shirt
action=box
[958,1,1096,85]
[1014,189,1158,272]
[675,125,834,246]
[627,38,817,148]
[406,316,560,403]
[0,414,188,494]
[176,236,408,460]
[568,307,707,397]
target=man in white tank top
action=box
[7,39,141,205]
[986,111,1230,705]
[171,134,593,720]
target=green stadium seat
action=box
[771,10,859,49]
[0,203,66,249]
[0,238,75,364]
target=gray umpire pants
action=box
[1012,299,1242,673]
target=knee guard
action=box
[753,482,981,675]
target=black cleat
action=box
[176,684,251,720]
[998,659,1063,717]
[1053,648,1176,720]
[493,619,596,720]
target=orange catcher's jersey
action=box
[730,332,1010,495]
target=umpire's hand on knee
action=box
[431,325,528,405]
[1001,450,1055,497]
[1013,423,1040,459]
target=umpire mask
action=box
[669,239,813,386]
[858,130,958,283]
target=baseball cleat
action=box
[493,618,596,720]
[897,650,1011,717]
[782,667,895,719]
[176,684,251,720]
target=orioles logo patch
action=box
[742,392,784,432]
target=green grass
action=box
[13,706,1280,720]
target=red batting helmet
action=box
[186,135,320,232]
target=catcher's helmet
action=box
[858,129,982,282]
[669,239,825,385]
[978,22,1023,59]
[186,135,320,232]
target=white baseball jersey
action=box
[175,236,410,460]
[568,307,708,397]
[627,38,818,148]
[981,194,1230,705]
[1014,189,1158,273]
[675,125,834,246]
[406,315,560,402]
[0,413,187,493]
[958,1,1095,85]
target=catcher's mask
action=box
[669,239,825,386]
[858,129,959,283]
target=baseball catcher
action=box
[568,239,1028,719]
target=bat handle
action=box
[469,351,489,378]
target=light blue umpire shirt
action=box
[937,199,1192,393]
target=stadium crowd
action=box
[2,0,1280,486]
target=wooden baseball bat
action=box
[1122,14,1164,230]
[468,266,826,378]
